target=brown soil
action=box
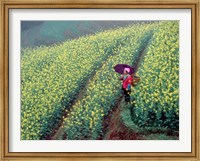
[102,102,144,140]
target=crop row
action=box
[62,24,154,140]
[21,23,155,140]
[131,21,179,130]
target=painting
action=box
[20,20,179,140]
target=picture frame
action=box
[0,0,199,160]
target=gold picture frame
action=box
[0,0,199,160]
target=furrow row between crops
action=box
[55,26,154,140]
[102,43,150,140]
[21,26,143,140]
[48,35,133,139]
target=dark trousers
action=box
[122,87,130,102]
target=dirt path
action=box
[51,78,92,140]
[101,45,148,140]
[50,37,132,140]
[50,35,150,140]
[103,102,143,140]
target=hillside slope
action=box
[21,21,150,48]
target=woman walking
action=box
[120,68,132,102]
[114,64,139,102]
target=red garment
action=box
[122,75,133,89]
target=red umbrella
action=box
[113,64,135,74]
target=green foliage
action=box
[120,104,140,133]
[131,21,179,130]
[21,21,179,140]
[21,22,154,140]
[62,24,153,140]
